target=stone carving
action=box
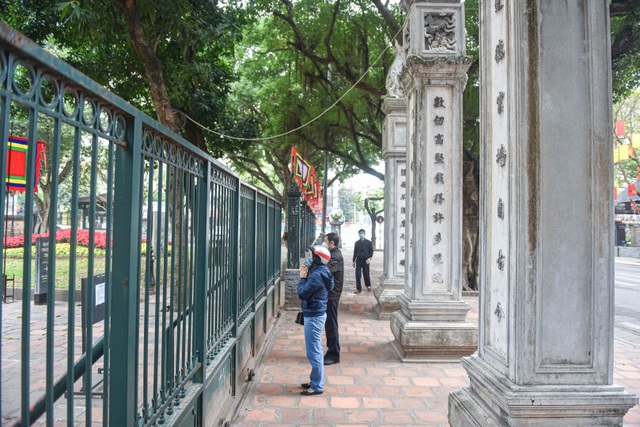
[435,173,444,184]
[496,145,507,167]
[399,259,405,266]
[434,115,445,125]
[495,0,504,13]
[434,212,444,223]
[401,168,406,176]
[424,13,457,52]
[495,40,505,63]
[435,134,444,145]
[433,253,443,264]
[434,193,444,204]
[498,198,504,219]
[494,302,505,321]
[435,153,444,164]
[434,96,445,108]
[432,272,444,283]
[497,91,505,114]
[434,232,442,245]
[385,41,405,98]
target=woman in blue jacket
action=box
[298,245,334,395]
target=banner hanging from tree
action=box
[290,146,323,213]
[5,135,47,193]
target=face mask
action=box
[321,242,329,248]
[359,234,365,239]
[304,257,313,268]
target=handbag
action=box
[295,311,304,326]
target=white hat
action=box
[311,245,331,265]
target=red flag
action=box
[616,120,626,137]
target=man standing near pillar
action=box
[352,229,373,293]
[323,232,343,365]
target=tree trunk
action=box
[462,159,479,291]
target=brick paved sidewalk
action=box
[232,248,640,427]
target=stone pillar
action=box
[375,96,407,319]
[449,1,638,425]
[390,0,477,362]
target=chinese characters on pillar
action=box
[397,164,407,270]
[432,95,447,284]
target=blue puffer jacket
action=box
[297,264,334,318]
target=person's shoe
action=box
[301,383,311,389]
[301,389,323,396]
[366,286,371,291]
[324,358,340,366]
[354,290,361,294]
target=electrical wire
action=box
[184,23,404,142]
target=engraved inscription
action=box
[496,145,507,167]
[432,272,444,283]
[435,134,444,145]
[497,91,505,114]
[434,116,445,126]
[495,39,505,63]
[495,0,504,13]
[497,249,506,271]
[434,96,445,108]
[435,153,444,164]
[434,232,442,245]
[433,253,443,264]
[497,198,504,219]
[494,302,505,321]
[433,212,444,223]
[401,168,406,176]
[435,173,444,184]
[434,193,444,204]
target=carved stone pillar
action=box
[390,0,477,361]
[448,1,638,425]
[375,96,407,319]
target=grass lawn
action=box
[2,243,150,290]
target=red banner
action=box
[290,146,323,213]
[5,135,47,193]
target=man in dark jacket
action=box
[352,229,374,293]
[323,232,343,365]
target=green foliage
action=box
[611,2,640,103]
[1,0,249,155]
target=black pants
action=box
[355,259,371,291]
[324,299,340,361]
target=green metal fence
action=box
[0,23,282,426]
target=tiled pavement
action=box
[232,247,640,427]
[2,247,640,426]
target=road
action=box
[615,259,640,347]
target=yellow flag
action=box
[614,146,620,163]
[633,133,640,148]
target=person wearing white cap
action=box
[297,245,334,395]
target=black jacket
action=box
[326,247,344,301]
[353,238,374,262]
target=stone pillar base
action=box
[448,356,638,426]
[284,269,300,310]
[373,277,404,319]
[390,309,477,362]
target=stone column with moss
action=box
[390,0,477,361]
[449,1,638,424]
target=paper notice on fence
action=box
[96,283,105,306]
